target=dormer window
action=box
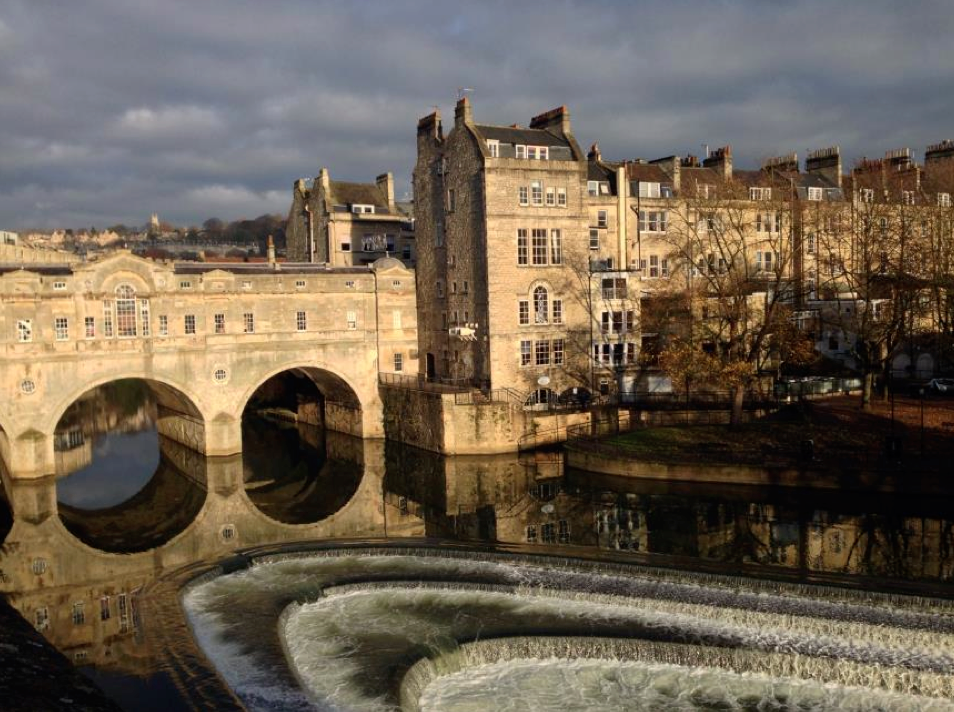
[515,145,548,160]
[749,187,772,201]
[902,190,915,206]
[638,182,661,198]
[860,188,874,203]
[352,204,375,214]
[807,187,823,201]
[588,181,610,197]
[939,192,951,208]
[486,139,499,157]
[697,184,714,199]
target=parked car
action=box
[927,378,954,394]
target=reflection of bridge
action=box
[0,252,417,479]
[0,437,425,669]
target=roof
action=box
[0,264,74,276]
[587,161,616,182]
[626,163,671,184]
[395,201,414,219]
[474,124,570,148]
[680,166,724,185]
[328,180,388,208]
[794,172,840,189]
[174,262,370,275]
[732,169,777,188]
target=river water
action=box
[1,383,953,710]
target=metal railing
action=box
[620,390,779,411]
[378,372,474,393]
[453,388,526,406]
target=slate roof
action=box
[626,163,671,184]
[0,264,73,275]
[680,166,724,185]
[474,124,571,148]
[328,181,389,208]
[588,160,616,182]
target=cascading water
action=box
[182,548,954,712]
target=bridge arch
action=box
[45,373,209,455]
[238,362,366,438]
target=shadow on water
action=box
[242,414,363,525]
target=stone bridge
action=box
[0,252,417,479]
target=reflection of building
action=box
[585,483,954,582]
[385,444,596,546]
[0,437,400,685]
[286,169,415,266]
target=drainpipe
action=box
[616,165,628,267]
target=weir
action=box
[183,548,954,711]
[402,638,954,712]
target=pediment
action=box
[72,251,173,294]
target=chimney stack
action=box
[702,145,733,180]
[926,139,954,165]
[417,110,443,140]
[806,147,842,189]
[267,234,276,266]
[376,172,395,209]
[454,96,473,127]
[587,142,601,162]
[530,105,572,135]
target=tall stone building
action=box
[415,98,621,403]
[286,170,415,267]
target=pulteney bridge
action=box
[0,251,417,479]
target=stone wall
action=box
[380,384,597,455]
[0,242,79,264]
[381,386,446,453]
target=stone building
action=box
[415,98,619,404]
[0,251,418,477]
[285,169,415,267]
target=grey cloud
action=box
[1,0,952,229]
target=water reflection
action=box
[1,413,954,709]
[242,414,363,525]
[58,435,208,553]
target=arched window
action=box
[115,284,137,337]
[533,286,549,324]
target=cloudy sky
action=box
[1,0,952,231]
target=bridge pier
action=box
[2,430,57,481]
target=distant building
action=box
[285,170,415,267]
[1,230,18,246]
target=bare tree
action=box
[654,178,798,425]
[813,186,926,407]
